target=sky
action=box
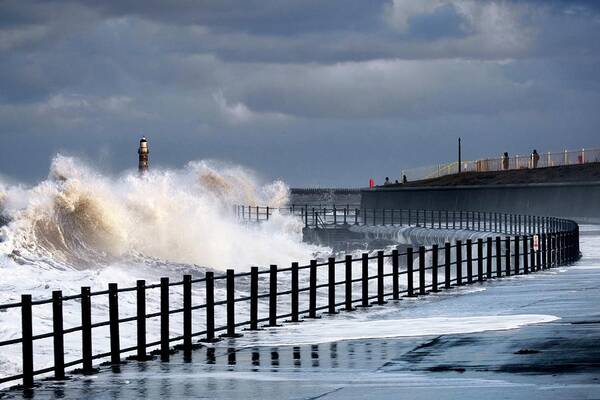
[1,0,599,187]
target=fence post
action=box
[344,255,355,310]
[456,240,463,285]
[375,251,386,304]
[205,272,216,341]
[355,208,359,225]
[444,242,451,289]
[514,236,520,275]
[495,237,502,277]
[136,280,147,360]
[438,210,442,229]
[541,233,547,269]
[523,236,529,274]
[407,247,414,296]
[21,294,33,388]
[392,249,400,299]
[327,258,338,313]
[291,262,300,321]
[225,269,241,337]
[432,244,439,292]
[477,239,483,282]
[81,286,93,374]
[505,237,511,276]
[530,236,536,272]
[160,277,170,361]
[52,290,65,380]
[419,246,426,295]
[249,267,259,330]
[486,237,493,279]
[108,283,121,365]
[309,260,319,317]
[183,275,192,361]
[361,253,371,307]
[466,239,473,284]
[269,265,278,326]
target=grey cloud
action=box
[0,0,599,186]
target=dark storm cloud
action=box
[0,0,599,186]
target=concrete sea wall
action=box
[361,181,600,223]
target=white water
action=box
[231,314,560,348]
[0,155,327,381]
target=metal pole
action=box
[52,290,65,380]
[21,294,33,388]
[205,272,215,341]
[108,283,121,365]
[327,258,338,313]
[291,262,299,322]
[183,275,192,361]
[344,255,354,310]
[392,249,400,299]
[269,265,278,326]
[407,247,414,296]
[250,267,259,329]
[160,277,169,361]
[419,247,426,295]
[456,240,463,285]
[432,244,439,292]
[81,286,93,374]
[136,280,146,359]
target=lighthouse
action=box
[138,136,149,173]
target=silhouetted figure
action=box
[384,177,390,186]
[531,149,540,168]
[394,179,399,184]
[502,152,509,170]
[402,175,407,184]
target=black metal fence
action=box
[0,207,580,389]
[235,205,563,235]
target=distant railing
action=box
[236,205,564,235]
[398,147,600,182]
[0,207,580,390]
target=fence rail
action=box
[0,207,580,389]
[236,204,565,235]
[399,147,600,182]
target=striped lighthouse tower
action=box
[138,136,149,174]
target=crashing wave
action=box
[0,155,318,271]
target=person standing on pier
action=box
[531,149,540,168]
[502,152,509,170]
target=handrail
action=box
[0,205,580,389]
[398,147,600,182]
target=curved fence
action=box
[0,207,580,389]
[236,204,565,235]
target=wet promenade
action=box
[4,228,600,399]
